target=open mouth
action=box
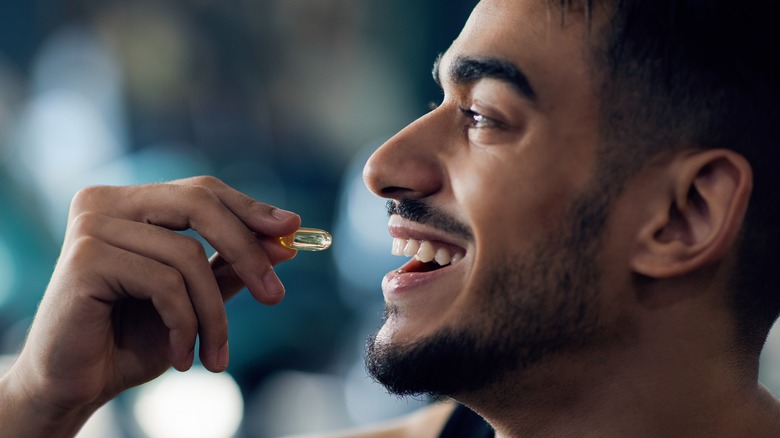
[391,238,465,273]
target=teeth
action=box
[391,238,464,267]
[434,248,451,266]
[451,252,463,265]
[417,241,435,263]
[392,238,405,256]
[403,239,420,257]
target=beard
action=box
[365,184,616,398]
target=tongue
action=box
[404,259,441,273]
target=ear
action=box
[631,149,752,279]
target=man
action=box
[2,0,780,436]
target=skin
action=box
[364,0,599,351]
[361,0,780,437]
[1,0,780,437]
[0,176,301,436]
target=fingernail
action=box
[263,268,285,295]
[179,348,194,371]
[217,342,229,370]
[272,208,296,221]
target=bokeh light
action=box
[133,367,244,438]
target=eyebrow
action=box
[432,54,537,102]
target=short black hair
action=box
[576,0,780,354]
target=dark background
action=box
[0,1,475,436]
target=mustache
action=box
[386,199,473,241]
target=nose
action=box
[362,110,446,201]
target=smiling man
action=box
[2,0,780,437]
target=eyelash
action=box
[427,102,502,130]
[459,107,499,129]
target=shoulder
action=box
[285,400,457,438]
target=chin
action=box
[364,318,513,398]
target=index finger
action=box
[70,179,301,304]
[172,177,303,304]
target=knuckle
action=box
[186,184,221,206]
[180,236,207,261]
[70,185,108,213]
[190,175,224,190]
[246,198,276,217]
[67,235,102,265]
[159,266,187,293]
[69,211,104,237]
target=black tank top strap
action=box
[438,403,495,438]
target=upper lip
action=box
[387,214,470,253]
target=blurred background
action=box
[0,0,476,436]
[2,1,780,437]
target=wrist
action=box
[0,361,99,438]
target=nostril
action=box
[367,168,443,201]
[381,186,416,198]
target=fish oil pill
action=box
[279,228,333,251]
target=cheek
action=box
[452,149,580,253]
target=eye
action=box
[460,107,501,129]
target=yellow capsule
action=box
[279,228,333,251]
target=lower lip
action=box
[381,261,463,298]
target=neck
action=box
[454,309,780,437]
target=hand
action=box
[2,176,300,432]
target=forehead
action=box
[458,0,594,39]
[440,0,596,106]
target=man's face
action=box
[362,0,618,396]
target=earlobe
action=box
[631,149,752,279]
